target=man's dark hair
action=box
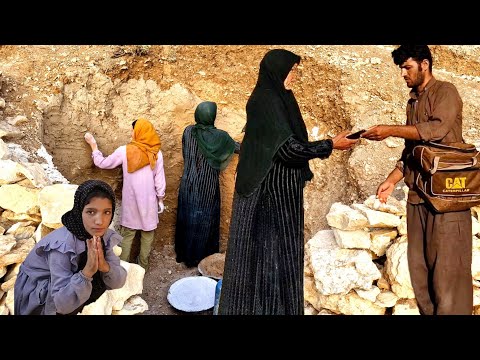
[392,45,433,72]
[132,120,137,129]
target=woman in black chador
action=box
[218,49,357,315]
[175,101,238,267]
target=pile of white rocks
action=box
[305,192,480,315]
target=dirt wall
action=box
[2,45,480,251]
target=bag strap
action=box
[429,148,479,174]
[431,157,478,173]
[424,141,476,153]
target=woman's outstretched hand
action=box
[332,130,359,150]
[84,132,98,151]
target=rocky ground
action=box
[139,245,214,315]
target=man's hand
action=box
[361,125,391,141]
[376,180,395,203]
[362,125,420,141]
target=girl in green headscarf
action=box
[175,101,239,267]
[191,101,236,170]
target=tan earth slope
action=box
[1,45,480,314]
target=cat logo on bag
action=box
[445,177,468,192]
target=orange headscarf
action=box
[126,118,161,173]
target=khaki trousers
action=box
[407,203,472,315]
[119,226,155,270]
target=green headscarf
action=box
[191,101,236,171]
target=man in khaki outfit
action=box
[362,45,473,315]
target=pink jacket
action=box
[92,146,166,231]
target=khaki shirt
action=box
[395,77,464,203]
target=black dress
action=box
[218,136,332,315]
[175,125,221,267]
